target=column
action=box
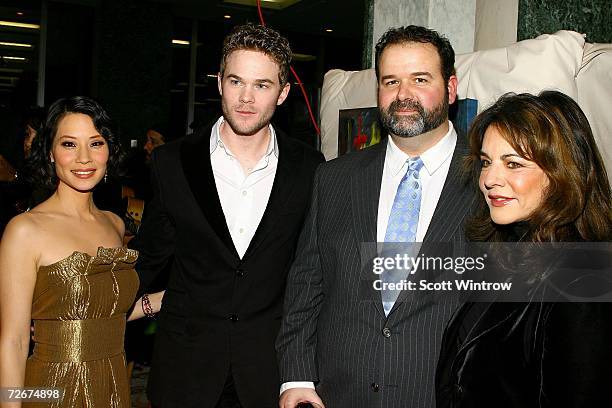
[366,0,519,66]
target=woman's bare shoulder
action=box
[2,203,65,254]
[0,212,44,266]
[3,212,42,240]
[7,202,62,234]
[101,210,125,237]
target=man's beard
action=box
[379,95,448,138]
[221,99,275,136]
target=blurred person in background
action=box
[22,107,45,160]
[143,125,166,162]
[0,107,46,232]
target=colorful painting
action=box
[338,107,382,156]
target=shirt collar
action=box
[209,116,279,158]
[385,120,457,176]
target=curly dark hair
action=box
[465,91,611,242]
[220,23,292,85]
[27,96,121,191]
[374,25,455,83]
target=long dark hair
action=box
[465,91,611,242]
[27,96,120,191]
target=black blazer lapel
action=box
[444,302,524,369]
[436,302,491,386]
[436,301,521,406]
[351,142,386,317]
[241,130,300,261]
[423,132,476,244]
[180,124,239,259]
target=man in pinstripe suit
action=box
[277,26,477,408]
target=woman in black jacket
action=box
[436,91,612,407]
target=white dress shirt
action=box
[280,121,457,395]
[210,116,278,259]
[377,121,457,242]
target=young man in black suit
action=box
[132,23,324,408]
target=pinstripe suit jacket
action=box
[277,134,477,408]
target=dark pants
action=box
[151,372,243,408]
[215,373,243,408]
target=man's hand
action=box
[280,388,325,408]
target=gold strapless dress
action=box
[24,247,139,408]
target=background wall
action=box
[475,0,518,51]
[518,0,612,42]
[94,0,173,143]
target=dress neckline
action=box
[39,246,134,269]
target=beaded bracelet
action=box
[142,293,156,318]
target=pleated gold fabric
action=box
[24,247,139,408]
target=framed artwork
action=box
[338,107,382,156]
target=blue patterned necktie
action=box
[381,157,424,315]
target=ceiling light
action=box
[207,74,218,78]
[292,52,316,62]
[0,67,23,74]
[1,56,26,61]
[224,15,231,19]
[172,39,190,45]
[0,41,32,48]
[16,12,24,16]
[0,21,40,29]
[223,0,301,10]
[325,28,333,32]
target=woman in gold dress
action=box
[0,96,163,408]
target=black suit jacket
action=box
[132,123,324,408]
[277,133,478,408]
[436,301,612,407]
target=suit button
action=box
[229,314,239,322]
[371,383,379,392]
[382,327,392,338]
[236,269,245,277]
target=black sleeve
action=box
[276,166,324,383]
[130,150,176,298]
